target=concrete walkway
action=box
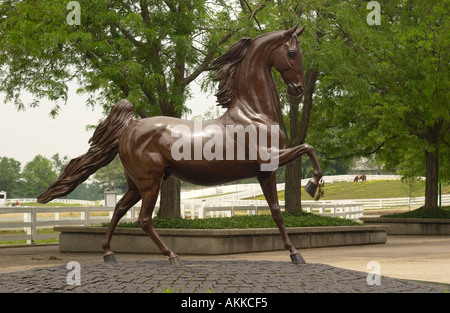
[0,235,449,293]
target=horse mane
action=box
[213,37,253,108]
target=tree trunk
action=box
[285,157,302,212]
[284,68,319,212]
[284,93,302,213]
[424,149,438,209]
[159,175,181,218]
[158,102,182,218]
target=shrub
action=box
[381,206,450,219]
[107,210,359,229]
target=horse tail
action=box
[37,99,136,203]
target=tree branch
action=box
[139,0,151,23]
[318,135,399,160]
[182,0,269,86]
[182,31,234,86]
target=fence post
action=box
[23,212,30,233]
[131,206,136,221]
[199,202,205,219]
[80,208,86,225]
[85,207,90,226]
[26,209,36,245]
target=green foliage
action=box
[0,154,104,199]
[51,153,68,176]
[0,157,21,197]
[0,0,262,117]
[93,155,127,193]
[19,154,57,198]
[381,206,450,219]
[307,1,449,183]
[112,210,359,229]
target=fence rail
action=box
[1,201,365,244]
[353,195,450,209]
[4,174,426,205]
[0,206,139,244]
[6,198,97,206]
[180,200,364,221]
[1,189,448,245]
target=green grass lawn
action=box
[250,180,450,201]
[0,228,58,246]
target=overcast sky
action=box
[0,80,215,168]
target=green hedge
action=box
[108,211,359,229]
[381,206,450,219]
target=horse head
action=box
[272,24,306,97]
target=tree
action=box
[51,153,68,175]
[248,0,355,212]
[0,157,21,197]
[307,1,449,209]
[69,182,103,201]
[191,105,224,121]
[0,0,267,216]
[94,155,127,193]
[20,155,57,198]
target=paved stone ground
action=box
[0,260,447,293]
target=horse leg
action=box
[102,177,141,263]
[278,143,323,198]
[138,183,183,266]
[258,172,305,264]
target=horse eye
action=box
[287,50,296,59]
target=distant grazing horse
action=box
[37,25,323,265]
[354,175,367,182]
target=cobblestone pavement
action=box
[0,259,447,293]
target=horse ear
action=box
[283,23,299,37]
[295,25,305,37]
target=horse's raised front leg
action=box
[258,172,306,264]
[278,143,323,198]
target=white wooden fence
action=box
[0,206,138,244]
[1,193,449,244]
[6,198,97,206]
[0,201,365,244]
[352,194,450,209]
[178,175,408,201]
[180,200,364,221]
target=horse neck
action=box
[226,50,283,125]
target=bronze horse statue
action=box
[37,24,323,265]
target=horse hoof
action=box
[169,255,184,266]
[290,253,306,264]
[103,253,117,264]
[304,181,318,198]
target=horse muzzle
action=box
[287,84,304,97]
